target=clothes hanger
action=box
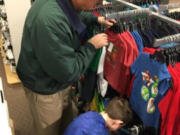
[150,45,180,66]
[106,8,151,19]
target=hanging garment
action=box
[104,30,138,97]
[131,30,144,53]
[138,28,160,48]
[90,94,99,112]
[97,47,108,97]
[125,47,160,98]
[138,30,154,48]
[126,75,135,98]
[142,47,178,135]
[143,47,159,54]
[151,19,180,38]
[130,53,171,132]
[159,43,177,48]
[90,89,104,112]
[80,9,102,102]
[166,11,180,20]
[81,49,102,102]
[104,85,120,99]
[159,63,180,135]
[81,69,97,103]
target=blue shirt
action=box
[130,53,171,130]
[131,31,144,53]
[63,111,109,135]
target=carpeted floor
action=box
[0,56,35,135]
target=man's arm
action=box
[33,13,97,84]
[80,12,116,28]
[79,11,98,26]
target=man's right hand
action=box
[88,33,108,49]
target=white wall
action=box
[4,0,31,64]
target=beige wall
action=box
[4,0,31,64]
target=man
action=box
[17,0,115,135]
[63,97,133,135]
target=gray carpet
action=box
[0,56,35,135]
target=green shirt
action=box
[17,0,97,94]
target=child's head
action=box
[102,97,133,131]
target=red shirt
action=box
[126,74,135,98]
[104,30,138,97]
[159,63,180,135]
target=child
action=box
[63,97,133,135]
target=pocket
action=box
[35,93,63,128]
[36,94,54,104]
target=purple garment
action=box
[63,111,109,135]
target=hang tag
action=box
[108,42,114,52]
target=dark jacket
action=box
[17,0,97,94]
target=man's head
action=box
[72,0,101,10]
[102,97,133,131]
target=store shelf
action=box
[0,39,21,84]
[9,119,15,135]
[0,39,5,57]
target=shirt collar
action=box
[57,0,87,40]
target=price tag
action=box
[108,42,114,52]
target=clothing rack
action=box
[104,0,180,48]
[106,7,180,29]
[151,12,180,28]
[97,1,180,134]
[109,0,141,10]
[83,4,113,12]
[158,3,180,11]
[151,44,180,66]
[109,0,180,28]
[105,8,151,19]
[154,33,180,47]
[165,12,180,20]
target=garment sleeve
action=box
[79,11,98,26]
[33,15,97,84]
[158,65,171,96]
[158,79,170,96]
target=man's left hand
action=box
[98,16,116,27]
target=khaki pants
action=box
[24,86,78,135]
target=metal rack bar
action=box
[151,12,180,28]
[111,0,141,9]
[154,33,180,47]
[105,0,180,47]
[106,8,150,18]
[159,3,180,11]
[106,0,180,28]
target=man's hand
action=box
[88,33,108,49]
[98,16,116,27]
